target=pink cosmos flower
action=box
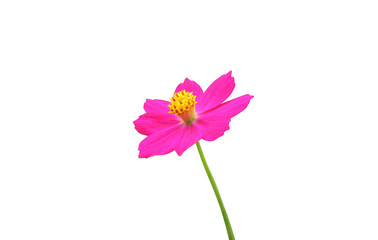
[134,71,254,158]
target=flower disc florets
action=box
[168,90,197,124]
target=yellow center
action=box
[168,90,197,124]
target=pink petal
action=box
[138,124,183,158]
[133,112,181,136]
[174,78,204,101]
[174,124,203,156]
[195,94,254,141]
[143,99,170,113]
[195,71,235,113]
[200,94,254,118]
[138,122,202,158]
[195,117,231,141]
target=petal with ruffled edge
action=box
[143,99,170,113]
[138,124,183,158]
[133,112,181,136]
[195,71,235,113]
[174,78,204,102]
[138,122,202,158]
[195,94,254,141]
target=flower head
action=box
[134,71,254,158]
[168,90,197,124]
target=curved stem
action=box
[196,141,235,240]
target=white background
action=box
[1,1,377,239]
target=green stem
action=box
[196,141,235,240]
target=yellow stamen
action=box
[168,90,197,124]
